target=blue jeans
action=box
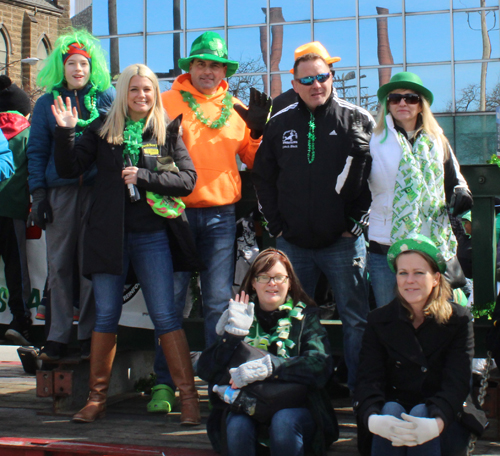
[369,252,397,308]
[277,235,369,391]
[226,408,315,456]
[372,402,470,456]
[154,205,236,385]
[92,230,180,335]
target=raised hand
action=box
[215,309,230,336]
[234,88,272,139]
[224,291,254,336]
[51,96,79,128]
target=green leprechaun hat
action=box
[377,71,434,106]
[178,31,239,77]
[387,234,446,273]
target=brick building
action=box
[0,0,70,100]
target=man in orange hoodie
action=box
[148,32,270,414]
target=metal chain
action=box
[467,350,493,454]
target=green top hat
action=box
[387,234,446,273]
[178,32,239,77]
[377,72,434,106]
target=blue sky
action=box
[88,0,500,113]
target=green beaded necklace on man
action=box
[180,90,233,129]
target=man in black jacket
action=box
[253,49,373,391]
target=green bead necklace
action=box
[307,111,316,164]
[244,300,306,359]
[52,86,99,137]
[180,90,233,129]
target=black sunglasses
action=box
[296,72,331,86]
[387,93,421,105]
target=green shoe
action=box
[147,384,176,413]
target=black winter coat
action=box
[253,90,373,248]
[197,306,339,456]
[54,116,197,277]
[353,299,474,454]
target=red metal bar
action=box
[0,438,218,456]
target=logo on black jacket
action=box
[282,130,298,148]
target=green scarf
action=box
[390,131,457,260]
[124,118,185,219]
[123,118,146,166]
[244,300,306,358]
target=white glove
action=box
[368,414,418,445]
[229,355,273,388]
[401,413,440,445]
[215,309,230,336]
[224,299,254,336]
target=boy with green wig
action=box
[27,28,115,361]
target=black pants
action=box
[0,216,30,322]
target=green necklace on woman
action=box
[122,117,146,166]
[244,300,306,358]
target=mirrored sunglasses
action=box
[296,72,331,86]
[387,93,421,105]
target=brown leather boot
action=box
[72,331,117,423]
[159,329,200,426]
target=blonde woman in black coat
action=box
[354,235,477,456]
[52,64,200,426]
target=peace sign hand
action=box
[51,96,79,128]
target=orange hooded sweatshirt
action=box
[162,74,260,208]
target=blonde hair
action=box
[100,64,167,145]
[373,93,450,159]
[395,251,453,324]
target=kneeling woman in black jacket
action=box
[354,234,478,456]
[52,64,200,426]
[197,248,338,456]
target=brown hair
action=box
[239,248,316,308]
[395,250,452,324]
[293,53,329,75]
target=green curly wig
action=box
[37,28,111,93]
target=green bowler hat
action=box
[178,31,239,77]
[387,234,446,273]
[377,71,434,106]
